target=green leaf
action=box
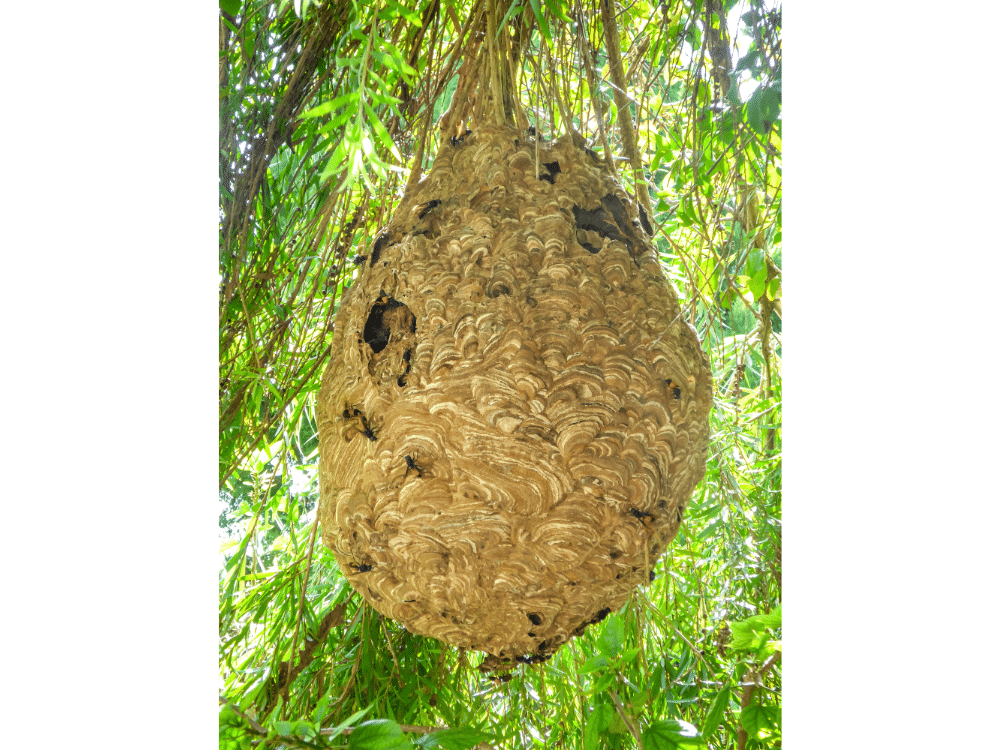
[748,267,767,301]
[580,655,609,673]
[701,686,730,740]
[220,0,241,15]
[302,92,360,120]
[642,719,706,749]
[543,0,573,23]
[595,614,624,658]
[527,0,552,45]
[497,3,525,39]
[608,709,627,734]
[766,276,780,301]
[325,707,375,739]
[379,0,422,26]
[584,705,614,750]
[730,606,782,650]
[734,51,760,74]
[348,719,412,749]
[745,86,781,135]
[427,727,493,750]
[740,705,763,736]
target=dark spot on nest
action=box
[342,407,376,441]
[488,284,511,298]
[404,454,422,477]
[351,254,367,266]
[639,205,653,235]
[629,507,653,522]
[538,160,561,184]
[349,562,373,573]
[590,608,611,624]
[370,231,392,266]
[649,570,657,582]
[673,387,681,399]
[527,613,542,626]
[417,199,442,219]
[449,129,472,146]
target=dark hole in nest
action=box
[363,297,414,353]
[591,608,611,624]
[538,160,561,184]
[527,612,542,625]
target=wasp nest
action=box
[317,123,712,668]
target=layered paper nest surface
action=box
[317,124,712,667]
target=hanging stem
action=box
[600,0,653,218]
[485,1,506,125]
[575,1,614,170]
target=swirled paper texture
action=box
[318,124,712,668]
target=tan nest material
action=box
[318,124,712,670]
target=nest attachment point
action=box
[317,124,712,670]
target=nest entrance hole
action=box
[363,296,415,354]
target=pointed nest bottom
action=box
[317,124,712,670]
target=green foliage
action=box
[220,0,781,748]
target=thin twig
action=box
[609,690,645,750]
[600,0,653,217]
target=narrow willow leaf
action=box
[701,686,730,740]
[302,92,360,120]
[526,0,552,45]
[380,0,422,26]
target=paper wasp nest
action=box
[317,124,712,669]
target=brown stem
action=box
[736,651,782,750]
[600,0,653,219]
[219,696,267,735]
[704,0,733,98]
[259,604,347,718]
[575,2,613,171]
[609,690,645,750]
[324,723,450,736]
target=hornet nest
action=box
[317,123,712,670]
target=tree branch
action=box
[260,604,347,718]
[737,651,781,750]
[609,690,645,750]
[600,0,653,219]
